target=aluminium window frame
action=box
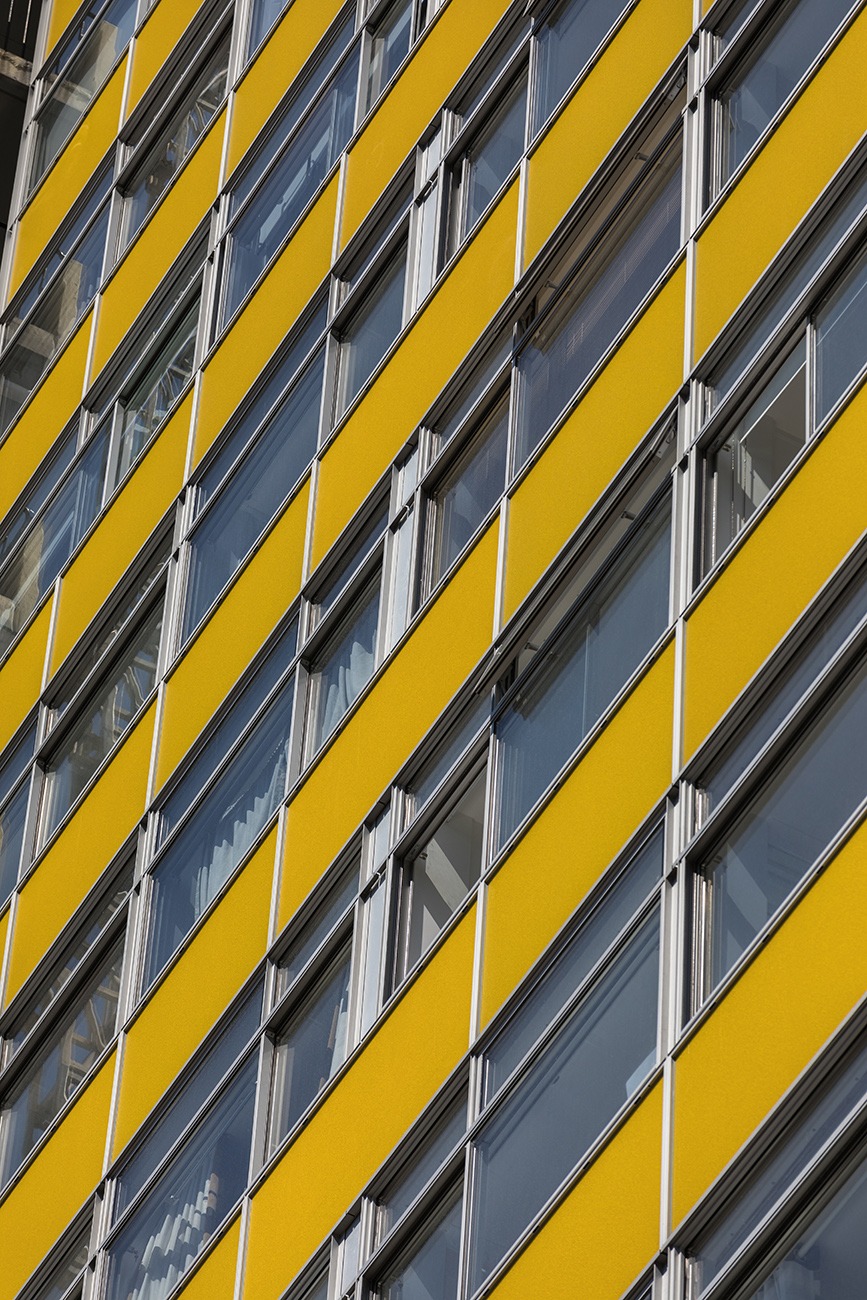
[17,1207,95,1300]
[0,713,39,912]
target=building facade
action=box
[0,0,866,1296]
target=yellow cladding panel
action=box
[312,180,518,570]
[0,314,90,517]
[0,1052,115,1300]
[481,642,674,1027]
[683,379,867,762]
[112,827,275,1155]
[177,1217,241,1300]
[10,60,126,299]
[278,521,498,930]
[126,0,203,118]
[491,1083,663,1300]
[339,0,512,249]
[0,600,52,758]
[155,481,309,790]
[243,907,475,1300]
[91,113,226,378]
[694,9,867,359]
[672,813,867,1225]
[504,263,685,620]
[5,704,156,1002]
[50,393,191,675]
[227,0,344,174]
[523,0,691,268]
[193,176,339,464]
[44,0,86,57]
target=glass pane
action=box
[483,825,663,1103]
[376,1099,467,1242]
[448,76,526,257]
[359,875,387,1035]
[495,500,671,850]
[366,0,412,110]
[705,651,867,991]
[405,695,489,815]
[277,862,359,997]
[120,35,230,250]
[34,1221,91,1300]
[705,339,807,569]
[247,0,287,57]
[146,674,294,986]
[306,580,381,755]
[269,947,352,1145]
[105,1056,257,1300]
[183,353,323,640]
[718,0,854,186]
[398,767,486,978]
[0,938,124,1188]
[37,601,163,848]
[432,327,511,450]
[816,243,867,422]
[534,0,630,128]
[0,427,77,570]
[312,499,389,621]
[0,718,36,809]
[469,914,659,1292]
[0,780,29,908]
[429,397,508,587]
[378,1184,463,1300]
[336,248,407,418]
[515,151,681,467]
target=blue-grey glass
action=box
[702,570,867,813]
[458,77,526,243]
[270,947,352,1144]
[105,1055,257,1300]
[0,781,28,908]
[379,1186,463,1300]
[183,352,323,641]
[469,914,659,1292]
[534,0,628,128]
[377,1100,467,1240]
[30,0,137,189]
[430,399,508,586]
[483,825,663,1103]
[693,1036,867,1293]
[0,205,110,437]
[112,981,263,1223]
[719,0,854,185]
[366,0,412,110]
[336,249,406,418]
[0,938,123,1188]
[33,1222,90,1300]
[743,1154,867,1300]
[710,166,867,410]
[495,501,670,850]
[433,329,511,450]
[0,427,77,569]
[157,617,298,849]
[515,158,681,467]
[0,426,109,659]
[247,0,286,57]
[146,675,294,986]
[706,652,867,991]
[278,864,359,996]
[196,302,326,512]
[407,695,490,813]
[222,47,359,325]
[0,717,36,808]
[308,581,381,753]
[816,243,867,422]
[313,499,389,619]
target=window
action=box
[532,0,632,132]
[0,718,37,908]
[20,1217,92,1300]
[334,244,409,419]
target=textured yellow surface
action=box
[242,908,476,1300]
[125,0,204,118]
[175,1217,242,1300]
[0,599,52,758]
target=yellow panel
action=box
[193,177,338,464]
[10,59,126,299]
[6,704,155,1002]
[278,521,499,932]
[339,0,511,250]
[694,9,867,359]
[482,642,674,1027]
[91,113,226,377]
[126,0,203,118]
[491,1083,662,1300]
[0,313,90,517]
[672,812,867,1225]
[155,482,309,790]
[50,393,191,675]
[0,1052,115,1300]
[0,598,52,756]
[312,180,518,570]
[112,827,275,1156]
[683,379,867,762]
[243,907,475,1300]
[226,0,343,175]
[523,0,691,267]
[177,1217,241,1300]
[504,263,684,620]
